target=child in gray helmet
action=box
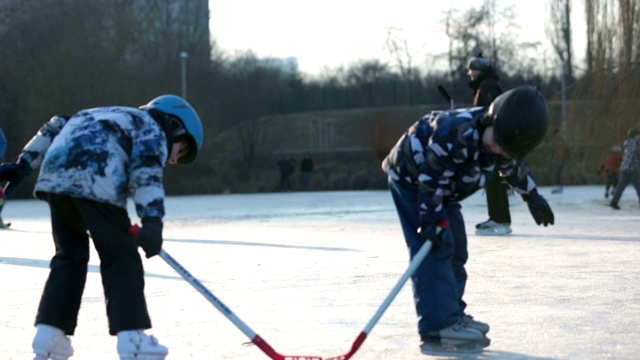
[382,85,554,354]
[0,95,203,360]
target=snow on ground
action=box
[1,185,639,359]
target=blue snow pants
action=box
[388,177,468,334]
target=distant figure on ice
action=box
[609,128,640,210]
[0,94,203,360]
[597,145,622,199]
[550,129,570,194]
[0,126,8,229]
[277,158,295,192]
[299,153,314,188]
[382,85,554,355]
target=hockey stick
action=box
[324,239,433,360]
[129,225,322,360]
[437,85,454,109]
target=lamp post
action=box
[180,51,188,99]
[560,48,567,134]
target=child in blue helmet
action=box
[0,95,203,360]
[382,85,554,354]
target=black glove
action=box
[523,189,554,226]
[419,218,452,249]
[0,159,33,195]
[135,217,163,258]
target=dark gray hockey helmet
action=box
[487,85,550,159]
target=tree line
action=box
[0,0,639,193]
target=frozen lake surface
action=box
[1,185,639,359]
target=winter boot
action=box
[475,219,512,236]
[117,330,168,360]
[0,216,10,229]
[420,320,484,355]
[462,314,491,347]
[32,324,74,360]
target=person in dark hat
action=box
[466,51,511,235]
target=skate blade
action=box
[475,227,511,236]
[33,354,71,360]
[420,341,483,356]
[480,335,491,348]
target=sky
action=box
[2,185,640,359]
[209,0,586,77]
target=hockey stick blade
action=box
[129,225,322,360]
[437,85,454,109]
[324,240,433,360]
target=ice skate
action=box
[420,321,484,355]
[475,219,511,236]
[117,330,168,360]
[462,314,491,347]
[0,216,10,229]
[551,186,563,194]
[32,324,74,360]
[610,203,620,210]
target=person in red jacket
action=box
[598,145,623,199]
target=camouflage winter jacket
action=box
[18,107,169,220]
[621,137,640,173]
[382,107,539,225]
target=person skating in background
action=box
[550,129,570,194]
[277,158,295,192]
[0,126,8,229]
[382,85,554,354]
[609,128,640,210]
[465,51,511,236]
[597,145,622,199]
[0,95,203,360]
[299,153,314,188]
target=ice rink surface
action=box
[1,185,639,360]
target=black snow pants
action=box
[485,170,511,224]
[35,193,152,335]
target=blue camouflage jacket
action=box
[620,137,640,173]
[382,107,539,224]
[18,107,168,220]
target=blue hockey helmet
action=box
[144,95,203,164]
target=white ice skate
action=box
[475,219,512,236]
[420,320,484,355]
[32,324,74,360]
[117,330,168,360]
[462,314,491,347]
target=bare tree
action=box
[546,0,574,80]
[384,27,415,104]
[442,0,522,78]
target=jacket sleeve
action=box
[18,115,69,169]
[500,160,539,197]
[128,117,168,220]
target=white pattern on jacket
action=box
[19,107,168,220]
